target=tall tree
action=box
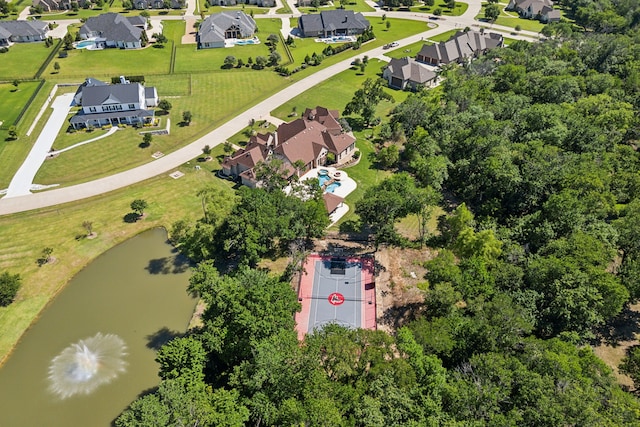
[344,78,394,126]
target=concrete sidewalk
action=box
[4,93,74,198]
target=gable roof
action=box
[323,192,344,214]
[318,10,369,31]
[198,11,257,44]
[80,13,142,43]
[299,10,369,34]
[386,57,437,84]
[417,30,503,64]
[0,20,48,38]
[223,106,355,181]
[81,83,144,106]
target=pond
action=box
[0,228,196,426]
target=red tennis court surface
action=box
[295,254,376,340]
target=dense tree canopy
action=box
[119,29,640,425]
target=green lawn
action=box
[35,71,288,187]
[298,0,375,13]
[0,82,43,129]
[0,145,235,365]
[476,2,546,32]
[409,0,468,16]
[385,29,458,59]
[0,42,56,80]
[173,18,287,73]
[285,17,431,72]
[205,5,270,14]
[0,81,57,188]
[31,1,184,20]
[162,20,186,43]
[18,17,427,188]
[44,45,172,79]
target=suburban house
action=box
[221,106,356,188]
[79,13,148,49]
[133,0,185,9]
[297,10,370,38]
[0,21,48,46]
[31,0,88,11]
[507,0,561,22]
[383,57,437,91]
[416,30,503,65]
[69,77,158,129]
[197,12,257,49]
[207,0,274,7]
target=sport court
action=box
[295,254,376,340]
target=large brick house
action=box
[221,107,356,188]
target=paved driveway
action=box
[4,93,74,198]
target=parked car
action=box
[389,42,399,47]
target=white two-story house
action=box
[70,78,158,129]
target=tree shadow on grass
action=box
[146,326,183,351]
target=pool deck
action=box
[295,254,376,340]
[300,167,356,224]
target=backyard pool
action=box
[75,40,96,49]
[326,182,341,193]
[234,38,260,45]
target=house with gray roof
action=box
[197,11,257,49]
[298,10,370,38]
[207,0,274,7]
[416,30,503,66]
[507,0,560,22]
[70,78,158,129]
[383,57,437,91]
[32,0,75,11]
[0,20,49,47]
[79,13,147,49]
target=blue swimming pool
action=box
[318,174,331,187]
[326,182,341,193]
[76,40,96,49]
[235,39,259,45]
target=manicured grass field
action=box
[0,42,56,80]
[285,17,432,71]
[32,0,183,20]
[409,0,469,16]
[298,0,375,13]
[43,45,172,79]
[0,82,43,130]
[34,71,288,187]
[476,2,546,32]
[0,146,235,365]
[206,5,270,14]
[162,20,186,43]
[272,59,403,118]
[0,81,57,189]
[173,18,287,73]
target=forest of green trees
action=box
[116,15,640,426]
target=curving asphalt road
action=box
[0,0,539,216]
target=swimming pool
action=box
[235,38,259,45]
[326,182,341,193]
[76,40,96,49]
[318,174,331,187]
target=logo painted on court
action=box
[328,292,345,306]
